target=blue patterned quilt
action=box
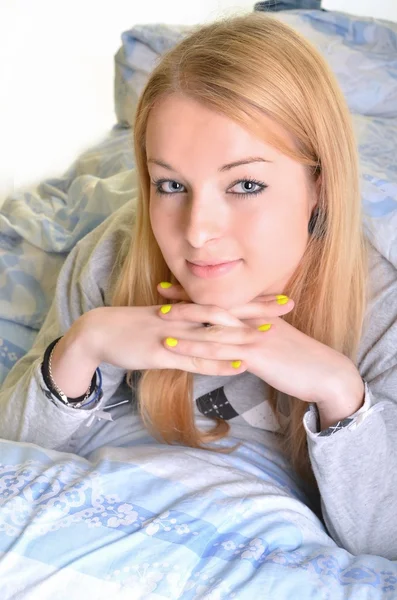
[1,9,397,597]
[1,434,396,599]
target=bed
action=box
[1,5,397,599]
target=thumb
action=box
[157,282,191,302]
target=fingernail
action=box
[165,337,178,347]
[258,324,272,331]
[276,294,289,305]
[160,305,172,314]
[160,282,172,289]
[231,360,241,369]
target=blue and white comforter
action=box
[1,433,396,599]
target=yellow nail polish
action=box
[166,337,178,347]
[258,324,272,331]
[231,360,241,369]
[160,305,172,314]
[160,282,172,289]
[276,294,289,305]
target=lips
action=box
[186,259,242,279]
[188,259,237,266]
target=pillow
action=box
[114,10,397,125]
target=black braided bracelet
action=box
[41,337,97,405]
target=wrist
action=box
[49,326,100,399]
[76,308,108,364]
[316,369,365,430]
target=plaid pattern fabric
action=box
[196,387,240,421]
[194,372,283,433]
[132,370,368,437]
[318,417,355,436]
[304,379,371,437]
[196,376,370,436]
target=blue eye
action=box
[152,179,186,195]
[151,177,268,198]
[228,179,267,197]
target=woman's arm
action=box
[304,243,397,560]
[0,203,134,449]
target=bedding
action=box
[1,434,397,599]
[1,7,397,598]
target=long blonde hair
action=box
[112,12,368,483]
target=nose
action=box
[184,192,228,249]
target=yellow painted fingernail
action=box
[160,305,172,314]
[258,324,272,331]
[231,360,241,369]
[166,337,178,347]
[276,294,289,305]
[160,282,172,288]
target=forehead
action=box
[145,93,294,166]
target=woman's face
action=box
[147,94,318,309]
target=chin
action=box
[187,287,246,310]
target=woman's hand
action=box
[71,304,248,377]
[69,287,294,379]
[157,281,294,321]
[157,282,362,407]
[51,300,260,399]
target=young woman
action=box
[1,13,396,559]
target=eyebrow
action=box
[147,156,272,172]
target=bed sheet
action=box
[1,434,396,599]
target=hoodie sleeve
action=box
[303,242,397,560]
[0,202,135,450]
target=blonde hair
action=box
[112,12,368,484]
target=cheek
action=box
[149,201,180,261]
[245,202,309,270]
[150,200,168,242]
[245,201,305,242]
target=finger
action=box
[157,282,191,302]
[168,355,247,376]
[162,339,247,376]
[158,302,244,328]
[162,322,274,368]
[229,297,294,320]
[238,317,278,330]
[165,321,272,346]
[251,293,288,302]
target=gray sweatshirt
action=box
[0,200,396,560]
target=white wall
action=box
[0,0,254,197]
[322,0,397,21]
[2,0,396,197]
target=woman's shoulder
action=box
[365,240,397,312]
[74,199,136,256]
[357,240,397,376]
[71,199,137,305]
